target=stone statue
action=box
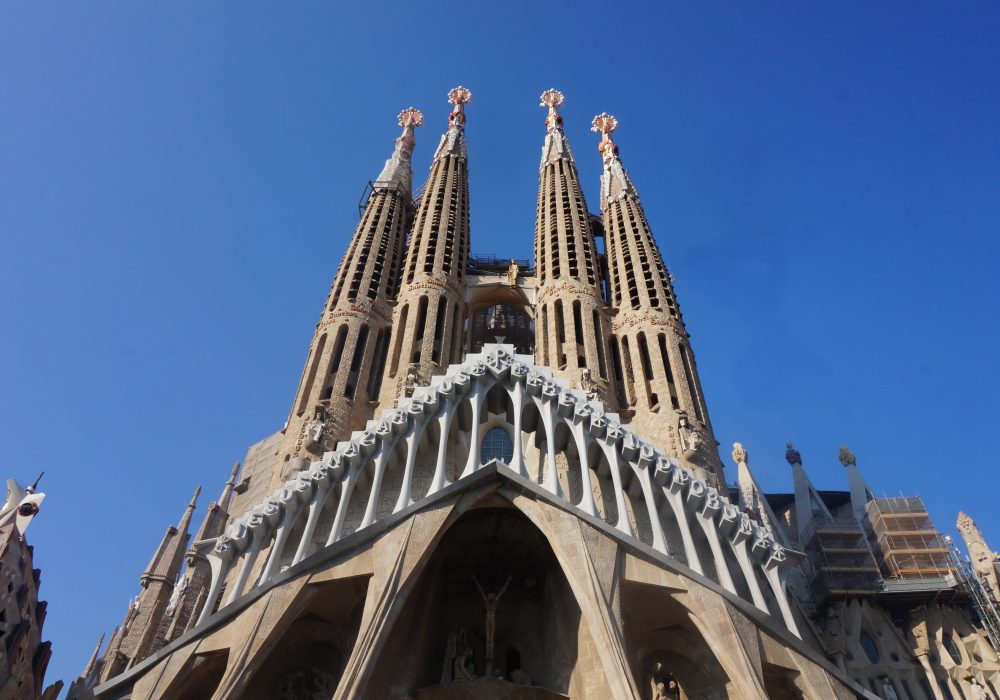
[823,607,845,657]
[579,368,600,401]
[453,646,475,682]
[968,677,988,700]
[304,405,326,451]
[474,575,512,677]
[507,259,520,286]
[442,627,473,683]
[880,679,899,700]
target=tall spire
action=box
[374,107,423,196]
[592,114,725,487]
[785,442,834,541]
[381,87,473,405]
[277,107,422,474]
[732,442,789,546]
[533,89,613,401]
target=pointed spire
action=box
[434,86,472,161]
[374,107,424,196]
[82,632,105,678]
[785,442,834,540]
[218,462,240,512]
[839,445,873,522]
[591,113,639,204]
[731,443,789,545]
[180,485,200,531]
[539,88,574,167]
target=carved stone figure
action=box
[304,406,326,451]
[823,607,845,656]
[968,677,988,700]
[579,368,600,401]
[442,626,472,682]
[507,259,520,286]
[880,679,899,700]
[474,575,512,677]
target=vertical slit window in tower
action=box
[609,338,627,406]
[619,336,636,406]
[329,325,349,377]
[657,333,680,410]
[297,333,327,415]
[549,170,560,279]
[554,300,567,369]
[606,215,620,306]
[541,305,549,366]
[637,333,658,409]
[414,296,429,342]
[679,344,705,422]
[344,324,370,399]
[572,300,586,368]
[450,304,463,362]
[388,305,409,377]
[431,297,447,363]
[592,310,608,379]
[366,329,389,401]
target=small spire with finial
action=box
[448,86,472,128]
[540,88,565,131]
[785,442,802,466]
[188,485,202,509]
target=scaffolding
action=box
[801,514,881,601]
[866,497,954,589]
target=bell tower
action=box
[378,87,473,406]
[592,114,725,486]
[277,108,423,479]
[533,89,615,404]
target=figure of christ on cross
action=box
[473,575,512,677]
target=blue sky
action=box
[2,1,999,690]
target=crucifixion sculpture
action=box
[473,575,512,677]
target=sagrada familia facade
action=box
[61,88,1000,699]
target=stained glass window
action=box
[481,427,514,464]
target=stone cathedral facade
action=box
[68,88,1000,700]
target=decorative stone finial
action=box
[591,113,619,155]
[448,86,472,128]
[785,442,802,466]
[540,89,565,131]
[731,442,748,466]
[838,446,856,467]
[957,512,973,534]
[398,107,424,130]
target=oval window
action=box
[481,427,514,465]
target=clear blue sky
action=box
[2,1,998,691]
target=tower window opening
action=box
[388,304,408,378]
[572,301,586,368]
[450,304,462,362]
[431,297,447,363]
[329,325,349,375]
[679,344,705,422]
[366,329,390,401]
[344,324,370,399]
[554,300,567,368]
[296,333,327,415]
[592,310,607,379]
[619,336,636,406]
[541,305,549,366]
[609,338,626,406]
[657,334,681,410]
[480,427,514,465]
[414,296,429,342]
[637,333,657,409]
